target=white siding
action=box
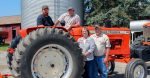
[21,0,83,28]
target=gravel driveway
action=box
[0,51,150,78]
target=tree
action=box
[84,0,150,27]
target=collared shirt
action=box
[78,37,95,61]
[37,14,54,26]
[58,13,80,29]
[91,34,111,56]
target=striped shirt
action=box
[58,13,80,29]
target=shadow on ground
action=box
[109,72,124,78]
[109,69,150,78]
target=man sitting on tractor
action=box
[54,7,80,30]
[37,5,54,27]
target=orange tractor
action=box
[6,24,150,78]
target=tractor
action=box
[6,24,150,78]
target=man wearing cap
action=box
[91,26,111,78]
[54,7,80,30]
[37,5,54,26]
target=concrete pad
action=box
[0,51,150,78]
[0,52,12,78]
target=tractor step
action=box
[146,61,150,67]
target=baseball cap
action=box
[68,7,75,11]
[42,5,49,10]
[94,25,100,30]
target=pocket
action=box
[99,41,105,46]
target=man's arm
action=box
[72,21,80,27]
[104,47,110,63]
[54,20,60,26]
[54,13,66,26]
[67,15,80,30]
[104,35,111,64]
[71,15,81,27]
[48,16,54,26]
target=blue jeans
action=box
[83,60,97,78]
[94,56,108,78]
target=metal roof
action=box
[0,15,21,25]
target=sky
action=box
[0,0,21,17]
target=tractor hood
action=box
[130,20,150,32]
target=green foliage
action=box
[84,0,150,27]
[0,44,9,51]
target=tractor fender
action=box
[19,26,68,38]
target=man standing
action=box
[54,7,80,30]
[37,5,54,26]
[91,26,111,78]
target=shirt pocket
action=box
[97,39,105,46]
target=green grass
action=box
[0,44,9,51]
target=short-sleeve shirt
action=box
[78,37,95,61]
[91,34,111,56]
[58,13,80,29]
[37,14,54,26]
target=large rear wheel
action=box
[6,35,21,76]
[11,28,84,78]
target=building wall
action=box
[21,0,83,28]
[0,24,21,43]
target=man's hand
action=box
[104,47,110,67]
[37,25,44,27]
[67,27,72,31]
[104,57,108,63]
[104,57,109,67]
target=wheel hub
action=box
[133,65,145,78]
[31,44,73,78]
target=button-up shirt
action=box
[58,13,80,29]
[77,37,95,61]
[91,34,111,56]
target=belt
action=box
[94,55,105,58]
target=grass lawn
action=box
[0,44,9,51]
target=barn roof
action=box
[0,15,21,25]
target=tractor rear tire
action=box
[6,35,21,75]
[10,28,84,78]
[125,59,147,78]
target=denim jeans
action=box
[94,56,108,78]
[83,60,97,78]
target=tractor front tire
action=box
[11,28,84,78]
[125,59,147,78]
